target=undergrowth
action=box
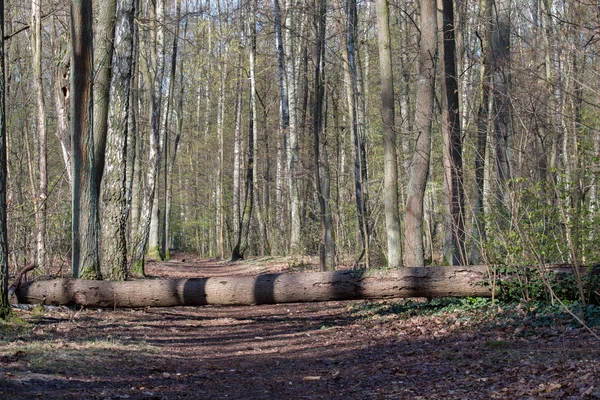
[349,297,600,330]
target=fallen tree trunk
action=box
[13,264,599,308]
[14,266,492,307]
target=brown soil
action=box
[1,254,599,399]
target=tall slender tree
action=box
[161,0,182,260]
[101,0,136,280]
[347,0,370,267]
[404,0,437,267]
[273,0,290,253]
[312,0,335,270]
[0,0,10,319]
[441,0,465,265]
[231,0,256,261]
[130,0,166,275]
[492,0,514,213]
[470,0,492,264]
[52,17,72,184]
[71,0,100,279]
[32,0,47,272]
[285,0,301,255]
[375,0,402,268]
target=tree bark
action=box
[160,0,182,261]
[52,18,72,184]
[404,0,438,267]
[375,0,402,268]
[0,0,10,318]
[314,0,334,270]
[32,0,48,273]
[92,0,117,186]
[231,1,256,262]
[312,0,335,271]
[130,0,166,275]
[344,0,370,268]
[470,0,492,265]
[441,0,465,265]
[101,0,136,281]
[284,0,301,255]
[492,0,514,213]
[273,0,289,253]
[165,10,187,262]
[14,266,496,307]
[71,0,101,279]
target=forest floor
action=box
[1,253,600,399]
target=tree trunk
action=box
[14,266,497,307]
[32,0,48,273]
[312,0,335,271]
[71,0,101,279]
[232,63,242,243]
[404,0,438,267]
[101,0,136,281]
[130,0,166,275]
[273,0,289,254]
[347,0,370,268]
[441,0,465,265]
[375,0,402,268]
[470,0,492,265]
[231,2,256,262]
[92,0,117,187]
[165,12,187,261]
[160,0,182,261]
[52,18,72,184]
[0,0,9,319]
[492,0,513,213]
[284,0,301,255]
[125,0,140,243]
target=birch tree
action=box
[231,1,255,261]
[101,0,136,280]
[31,0,47,272]
[285,0,301,254]
[130,0,166,275]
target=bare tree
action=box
[161,0,183,260]
[470,0,492,264]
[0,0,10,319]
[273,0,291,253]
[404,0,437,267]
[375,0,402,268]
[441,0,465,265]
[101,0,137,280]
[31,0,47,272]
[52,17,72,184]
[347,0,371,267]
[285,0,301,254]
[492,0,514,213]
[232,0,256,261]
[130,0,166,275]
[71,0,101,279]
[312,0,335,270]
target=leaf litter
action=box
[1,254,598,399]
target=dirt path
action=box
[1,255,599,399]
